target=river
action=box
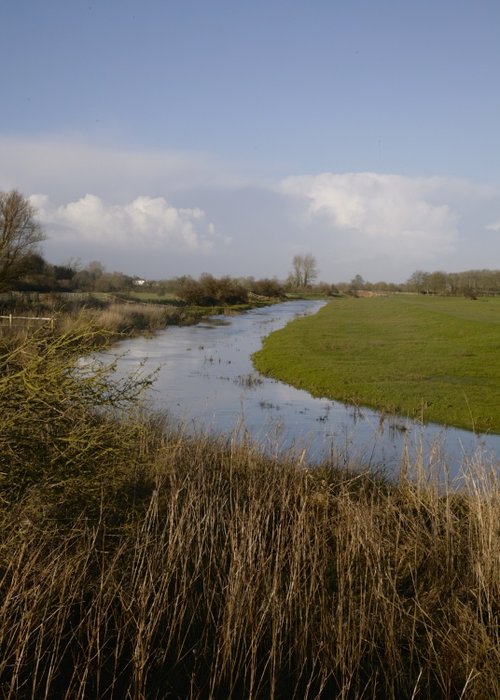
[104,300,500,479]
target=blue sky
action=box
[1,0,500,282]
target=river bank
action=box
[253,294,500,434]
[0,289,288,342]
[105,299,500,476]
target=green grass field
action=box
[125,290,182,303]
[253,294,500,433]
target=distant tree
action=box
[15,253,52,291]
[22,252,47,276]
[291,255,303,288]
[289,254,318,288]
[426,270,448,295]
[314,281,339,296]
[94,271,134,293]
[53,263,76,288]
[0,190,46,291]
[406,270,428,293]
[350,274,366,290]
[73,261,106,291]
[302,254,318,286]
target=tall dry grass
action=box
[58,302,187,338]
[0,327,499,699]
[0,298,200,343]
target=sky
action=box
[1,0,499,283]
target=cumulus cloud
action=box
[30,193,218,253]
[3,135,500,280]
[280,172,458,262]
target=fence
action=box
[0,314,54,330]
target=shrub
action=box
[0,324,154,505]
[248,277,285,297]
[176,274,248,306]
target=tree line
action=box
[405,269,500,296]
[3,188,500,300]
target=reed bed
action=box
[61,302,189,337]
[0,299,203,342]
[0,327,499,699]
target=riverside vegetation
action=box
[1,295,266,333]
[0,284,282,344]
[254,294,500,434]
[0,316,499,699]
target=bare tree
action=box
[289,254,318,288]
[406,270,428,294]
[291,255,303,287]
[302,253,318,286]
[0,190,45,291]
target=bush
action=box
[248,277,285,297]
[176,274,248,306]
[0,324,154,505]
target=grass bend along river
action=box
[254,295,500,434]
[106,299,500,478]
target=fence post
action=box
[9,314,12,328]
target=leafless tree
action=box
[291,255,303,287]
[302,253,318,286]
[290,254,318,288]
[0,190,45,290]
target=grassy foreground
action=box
[0,324,499,698]
[253,294,500,433]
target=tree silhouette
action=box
[0,190,45,291]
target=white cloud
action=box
[486,221,500,232]
[3,136,500,280]
[280,172,458,262]
[31,193,217,252]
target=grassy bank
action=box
[253,294,500,433]
[0,324,499,698]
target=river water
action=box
[105,300,500,479]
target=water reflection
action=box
[104,300,500,478]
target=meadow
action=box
[253,294,500,434]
